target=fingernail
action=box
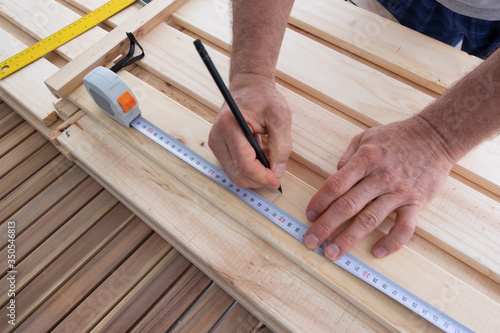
[304,233,319,249]
[306,210,317,221]
[275,163,286,178]
[325,243,340,260]
[373,247,387,258]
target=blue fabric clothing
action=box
[376,0,500,59]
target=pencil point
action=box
[278,185,283,193]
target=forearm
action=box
[418,48,500,162]
[230,0,294,83]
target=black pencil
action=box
[194,39,282,193]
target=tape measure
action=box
[83,67,474,333]
[0,0,147,80]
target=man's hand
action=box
[208,74,293,189]
[304,116,455,260]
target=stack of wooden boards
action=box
[0,0,499,331]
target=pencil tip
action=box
[278,185,283,194]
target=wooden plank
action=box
[93,249,192,332]
[0,143,60,201]
[171,283,235,332]
[0,154,74,227]
[57,116,371,333]
[0,203,135,330]
[52,232,170,332]
[0,102,11,120]
[0,165,86,241]
[172,0,500,196]
[71,66,500,297]
[288,0,481,93]
[44,0,189,99]
[212,303,260,333]
[11,218,151,332]
[126,23,500,283]
[54,98,80,120]
[0,28,59,126]
[0,132,47,178]
[130,265,212,332]
[0,0,107,61]
[0,111,23,139]
[0,178,103,277]
[0,190,118,309]
[0,121,36,158]
[59,114,500,332]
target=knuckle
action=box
[355,210,381,231]
[336,232,358,250]
[312,219,336,239]
[334,196,358,217]
[324,176,348,197]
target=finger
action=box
[324,195,400,260]
[304,176,385,250]
[372,205,419,258]
[306,153,371,222]
[337,133,362,171]
[224,127,280,189]
[267,109,293,179]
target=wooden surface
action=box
[0,0,499,332]
[0,103,268,332]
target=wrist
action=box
[229,72,276,91]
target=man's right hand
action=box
[208,73,293,189]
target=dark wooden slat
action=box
[0,143,60,201]
[0,203,135,329]
[0,122,35,158]
[52,232,171,332]
[0,131,46,178]
[0,103,11,120]
[0,111,23,139]
[212,303,261,333]
[93,249,192,332]
[0,165,86,241]
[130,265,212,332]
[172,283,236,332]
[0,191,118,307]
[11,218,152,333]
[0,178,103,278]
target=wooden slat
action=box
[51,231,169,332]
[171,283,235,332]
[0,121,36,158]
[130,265,212,332]
[0,165,86,241]
[0,111,24,139]
[0,144,60,200]
[0,0,107,61]
[172,0,500,196]
[211,303,260,333]
[288,0,481,93]
[0,155,75,228]
[0,102,11,120]
[123,22,500,284]
[44,0,189,99]
[0,178,102,275]
[92,249,193,332]
[66,76,500,332]
[57,115,372,333]
[0,203,134,330]
[0,132,47,178]
[71,65,500,299]
[11,218,151,332]
[0,27,59,126]
[0,190,118,308]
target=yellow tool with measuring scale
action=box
[0,0,151,80]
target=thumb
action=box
[267,120,293,178]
